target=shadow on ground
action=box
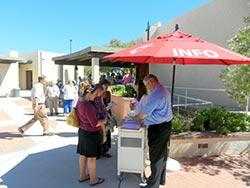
[178,155,250,185]
[56,132,77,137]
[1,142,141,188]
[0,132,23,139]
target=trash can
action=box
[12,88,20,97]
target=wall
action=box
[148,0,250,110]
[38,51,63,82]
[20,51,85,88]
[170,133,250,158]
[0,63,19,96]
[19,52,39,89]
[62,65,85,84]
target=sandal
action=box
[90,177,105,186]
[78,175,90,182]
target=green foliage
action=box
[106,38,143,48]
[123,85,137,97]
[84,66,92,78]
[220,16,250,107]
[100,67,114,74]
[192,107,228,131]
[172,113,191,133]
[111,85,125,96]
[228,17,250,57]
[191,107,250,135]
[111,84,136,97]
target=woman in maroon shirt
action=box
[75,83,105,186]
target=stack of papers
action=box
[122,120,141,130]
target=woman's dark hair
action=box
[78,82,103,98]
[135,79,147,101]
[99,79,111,86]
[92,84,104,93]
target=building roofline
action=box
[0,56,31,64]
[52,46,124,61]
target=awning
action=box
[53,46,136,67]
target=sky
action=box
[0,0,208,54]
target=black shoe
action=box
[18,127,24,135]
[89,177,105,186]
[43,132,54,136]
[160,181,166,185]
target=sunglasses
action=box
[85,85,98,93]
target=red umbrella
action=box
[104,30,250,105]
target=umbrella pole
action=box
[171,24,178,108]
[171,62,176,109]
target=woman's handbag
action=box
[66,108,80,128]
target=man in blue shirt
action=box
[133,74,173,188]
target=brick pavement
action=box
[0,125,34,154]
[0,110,11,121]
[0,97,249,188]
[0,97,59,155]
[156,155,250,188]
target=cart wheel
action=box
[141,176,147,183]
[117,174,124,181]
[117,173,124,188]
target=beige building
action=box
[0,51,28,96]
[0,50,84,96]
[19,50,85,90]
[145,0,250,110]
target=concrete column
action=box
[59,65,64,83]
[91,57,100,84]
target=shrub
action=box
[111,84,136,97]
[172,113,191,133]
[191,107,250,135]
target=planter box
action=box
[111,95,134,121]
[169,132,250,158]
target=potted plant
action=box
[111,84,136,120]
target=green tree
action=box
[220,17,250,111]
[106,38,142,48]
[105,38,141,78]
[84,66,92,78]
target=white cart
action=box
[117,126,146,179]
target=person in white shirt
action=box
[63,80,77,115]
[130,79,148,115]
[47,80,60,116]
[18,76,53,136]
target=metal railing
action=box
[164,86,216,112]
[173,93,213,112]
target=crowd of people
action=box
[17,72,173,188]
[44,70,134,117]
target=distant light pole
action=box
[70,39,72,54]
[39,51,44,76]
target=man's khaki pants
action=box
[20,104,49,134]
[48,97,58,115]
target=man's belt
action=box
[38,103,44,105]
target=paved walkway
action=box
[0,97,249,188]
